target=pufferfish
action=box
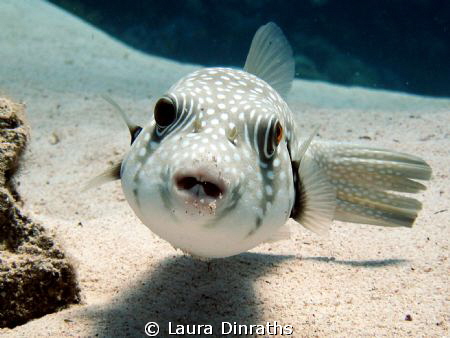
[92,23,432,258]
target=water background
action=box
[49,0,449,97]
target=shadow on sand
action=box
[302,257,408,267]
[85,253,407,337]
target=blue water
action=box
[49,0,450,97]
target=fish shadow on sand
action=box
[302,257,408,267]
[86,253,407,336]
[86,253,293,337]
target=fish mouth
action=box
[173,170,227,201]
[176,177,223,198]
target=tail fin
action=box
[307,141,432,228]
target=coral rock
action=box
[0,97,80,328]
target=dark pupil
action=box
[154,98,176,127]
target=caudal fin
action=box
[307,141,432,228]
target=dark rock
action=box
[0,97,80,328]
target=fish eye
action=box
[274,121,283,145]
[263,119,283,157]
[154,97,177,128]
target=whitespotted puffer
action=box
[92,23,432,258]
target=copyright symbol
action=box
[144,322,159,336]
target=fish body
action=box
[98,23,432,258]
[121,67,298,257]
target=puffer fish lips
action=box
[173,168,226,207]
[168,149,239,219]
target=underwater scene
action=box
[51,0,450,97]
[0,0,449,336]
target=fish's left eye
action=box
[274,121,283,145]
[263,119,283,158]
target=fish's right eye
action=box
[154,97,177,128]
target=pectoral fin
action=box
[288,128,335,235]
[102,94,142,144]
[262,223,292,243]
[84,95,142,192]
[82,160,122,191]
[291,153,336,235]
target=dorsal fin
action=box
[244,22,295,98]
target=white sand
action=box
[1,1,449,336]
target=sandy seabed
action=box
[0,1,449,337]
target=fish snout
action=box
[172,168,228,208]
